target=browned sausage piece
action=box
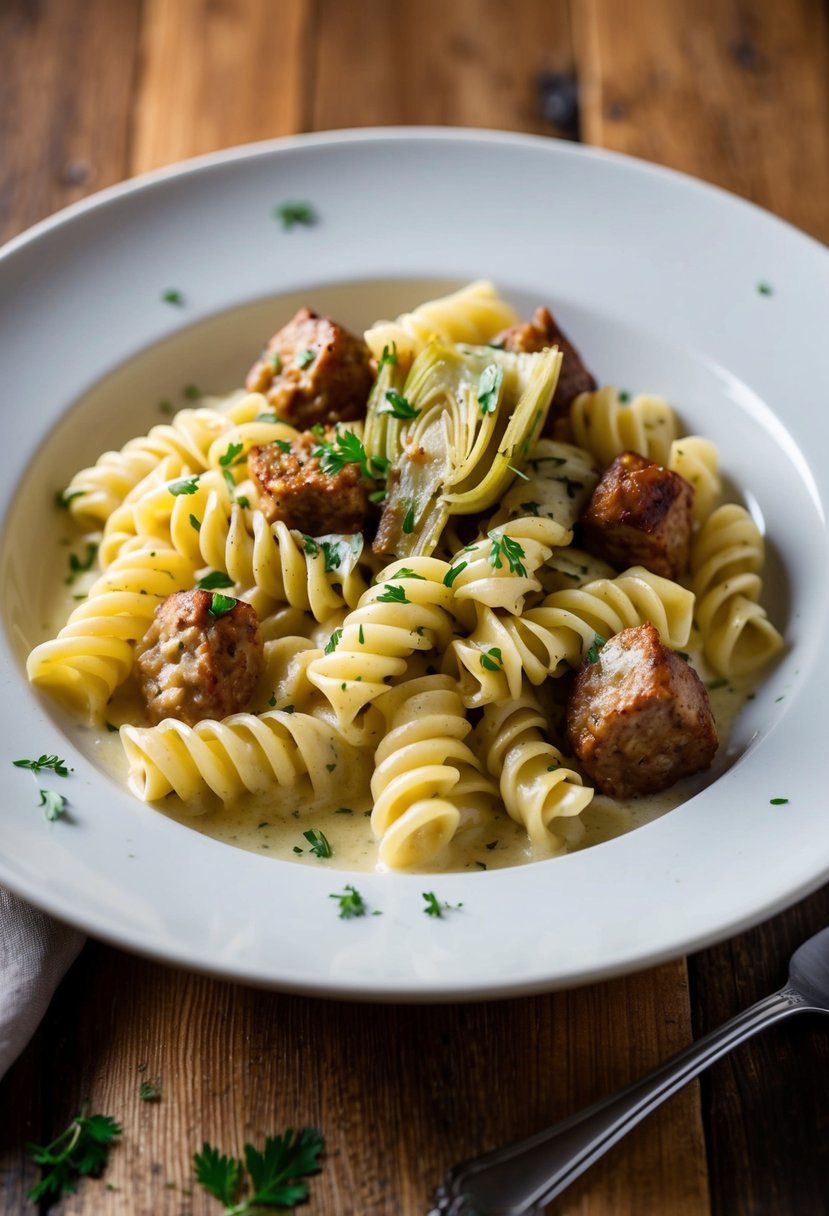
[246,307,374,430]
[566,622,718,799]
[248,430,369,535]
[494,305,597,418]
[135,590,264,726]
[580,450,694,580]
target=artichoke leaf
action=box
[371,342,562,558]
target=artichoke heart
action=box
[371,341,562,557]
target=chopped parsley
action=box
[54,487,85,509]
[26,1110,122,1202]
[387,567,426,580]
[358,624,365,644]
[303,829,332,859]
[39,789,67,821]
[296,348,316,369]
[377,584,409,604]
[194,1127,324,1213]
[520,501,541,516]
[313,430,388,481]
[273,201,317,229]
[487,530,527,577]
[219,441,245,467]
[301,534,319,556]
[65,542,98,584]
[14,754,71,777]
[443,562,467,588]
[480,647,503,672]
[381,390,420,420]
[207,593,237,618]
[320,541,341,572]
[139,1077,162,1102]
[324,627,343,654]
[586,633,607,664]
[618,390,631,403]
[757,281,773,296]
[422,891,463,918]
[182,384,202,400]
[161,288,183,306]
[770,797,789,805]
[477,363,503,414]
[196,570,235,591]
[273,438,293,454]
[402,498,416,534]
[378,342,398,369]
[329,884,371,919]
[189,514,201,532]
[168,475,200,496]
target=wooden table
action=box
[2,2,828,1212]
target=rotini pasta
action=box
[690,503,783,677]
[364,280,519,367]
[570,386,680,468]
[370,676,498,867]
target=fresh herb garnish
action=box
[303,829,332,859]
[381,390,420,420]
[65,542,98,585]
[296,348,316,370]
[329,885,371,919]
[26,1110,122,1202]
[586,633,607,664]
[757,281,773,296]
[168,475,200,497]
[320,541,341,572]
[477,363,503,414]
[770,797,789,805]
[402,498,416,534]
[139,1077,162,1102]
[13,754,71,777]
[38,789,67,821]
[182,384,202,400]
[54,488,85,509]
[324,627,343,654]
[273,201,317,229]
[520,501,541,516]
[196,570,235,591]
[207,593,237,618]
[422,891,463,918]
[189,514,201,532]
[301,535,320,556]
[618,390,631,403]
[443,562,467,588]
[194,1127,324,1213]
[480,647,503,672]
[273,438,293,454]
[487,530,527,577]
[162,289,183,306]
[358,624,365,644]
[378,342,398,369]
[706,677,729,691]
[377,584,409,604]
[313,430,388,482]
[387,567,426,580]
[219,441,245,467]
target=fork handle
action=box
[443,986,816,1216]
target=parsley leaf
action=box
[480,647,503,673]
[139,1077,162,1102]
[487,530,527,577]
[320,541,342,572]
[168,475,200,497]
[329,885,370,919]
[422,891,463,918]
[376,584,409,604]
[301,534,320,556]
[162,288,184,306]
[313,430,388,482]
[65,542,98,585]
[380,390,420,420]
[443,562,467,588]
[387,567,426,581]
[303,829,332,859]
[196,570,235,591]
[219,441,245,467]
[586,632,607,664]
[13,754,71,777]
[402,498,415,534]
[324,627,343,654]
[207,593,237,618]
[27,1110,122,1202]
[296,348,316,369]
[39,789,67,821]
[477,363,504,414]
[378,342,398,369]
[54,487,85,509]
[273,201,317,230]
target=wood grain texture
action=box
[0,0,141,243]
[309,0,578,137]
[3,943,706,1216]
[573,0,829,241]
[130,0,312,174]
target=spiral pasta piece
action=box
[364,280,519,367]
[306,558,456,732]
[474,690,593,848]
[669,436,721,522]
[371,676,497,868]
[27,548,197,718]
[121,708,360,803]
[445,566,693,706]
[690,503,783,677]
[570,387,680,468]
[490,440,600,532]
[446,516,572,619]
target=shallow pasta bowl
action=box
[0,128,827,1000]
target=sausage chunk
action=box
[494,305,597,416]
[248,430,369,534]
[246,307,374,430]
[566,622,718,798]
[580,450,694,580]
[135,590,263,726]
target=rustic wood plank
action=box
[310,0,579,137]
[573,0,829,242]
[0,0,142,244]
[130,0,312,174]
[17,944,705,1215]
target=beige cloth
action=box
[0,887,84,1080]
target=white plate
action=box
[1,128,828,1001]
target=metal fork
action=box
[429,925,829,1215]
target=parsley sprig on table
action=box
[26,1110,122,1203]
[194,1127,324,1214]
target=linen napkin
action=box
[0,886,85,1081]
